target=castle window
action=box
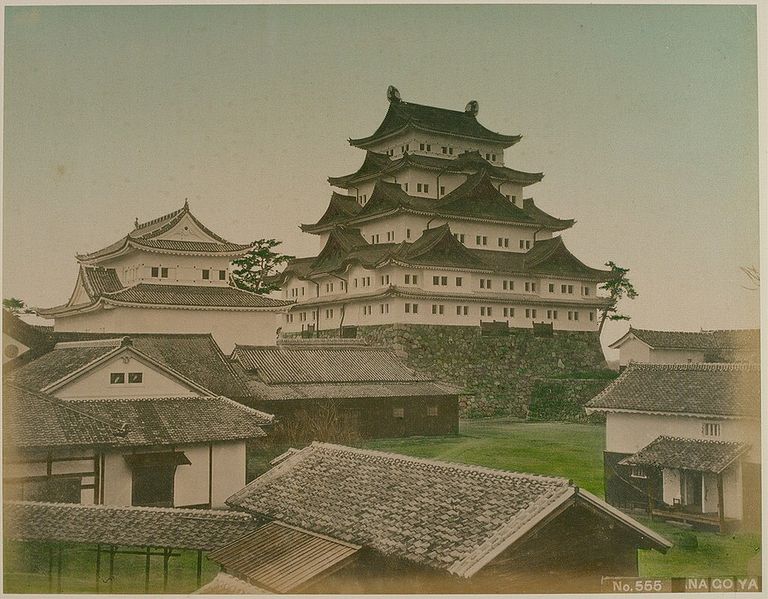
[354,278,358,288]
[406,144,410,151]
[417,183,423,193]
[431,304,444,315]
[519,240,525,250]
[454,233,465,243]
[498,238,504,247]
[405,274,411,284]
[476,235,482,245]
[630,466,647,479]
[424,184,430,193]
[573,311,579,320]
[441,276,447,285]
[420,143,425,151]
[442,146,448,154]
[455,277,463,286]
[440,186,445,196]
[549,284,555,293]
[553,310,558,319]
[482,236,488,245]
[433,276,440,285]
[426,144,431,151]
[413,303,419,313]
[407,228,411,239]
[481,307,486,316]
[547,310,552,319]
[110,373,125,384]
[219,270,226,280]
[485,153,490,160]
[449,147,454,155]
[703,423,721,437]
[583,286,590,296]
[412,275,418,284]
[481,306,492,317]
[403,183,408,192]
[532,309,537,318]
[161,268,169,278]
[401,145,405,153]
[589,312,595,322]
[380,303,389,314]
[405,303,411,313]
[202,269,210,280]
[128,372,143,384]
[492,154,497,161]
[526,240,532,249]
[511,195,517,204]
[151,267,159,277]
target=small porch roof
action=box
[619,436,751,474]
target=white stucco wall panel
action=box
[174,444,210,508]
[103,452,133,506]
[210,441,246,508]
[52,306,281,353]
[53,351,200,399]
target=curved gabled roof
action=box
[349,96,522,148]
[304,175,572,234]
[76,201,257,262]
[302,192,361,230]
[280,226,608,282]
[328,149,542,188]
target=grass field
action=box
[361,419,762,579]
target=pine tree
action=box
[231,239,294,295]
[597,261,638,336]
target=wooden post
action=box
[108,545,115,593]
[163,548,170,592]
[144,546,151,593]
[56,545,63,593]
[647,475,654,520]
[95,544,101,592]
[717,473,726,533]
[196,550,203,587]
[47,544,54,593]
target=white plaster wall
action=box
[99,251,233,287]
[662,469,681,505]
[103,452,133,506]
[365,131,508,167]
[53,351,200,399]
[174,443,210,508]
[614,338,652,367]
[211,441,247,508]
[722,462,743,519]
[52,306,282,353]
[605,412,761,463]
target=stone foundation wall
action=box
[289,325,606,417]
[528,378,614,423]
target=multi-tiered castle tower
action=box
[276,86,610,335]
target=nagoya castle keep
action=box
[276,86,611,336]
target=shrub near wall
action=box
[528,375,615,423]
[301,325,606,418]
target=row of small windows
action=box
[384,143,498,164]
[286,306,596,323]
[317,274,573,294]
[289,287,305,298]
[148,267,226,280]
[546,283,591,295]
[110,372,143,384]
[324,281,347,293]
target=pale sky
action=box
[3,5,760,352]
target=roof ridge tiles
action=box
[53,338,125,350]
[3,499,255,519]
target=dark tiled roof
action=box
[282,229,609,282]
[231,343,432,384]
[227,443,669,576]
[76,201,254,261]
[434,171,535,222]
[328,150,542,188]
[619,436,751,474]
[522,198,575,231]
[7,333,249,397]
[3,384,127,449]
[62,396,269,446]
[586,363,761,417]
[208,521,361,593]
[80,266,123,298]
[4,501,262,551]
[6,339,124,391]
[615,327,761,351]
[104,283,291,309]
[5,383,270,449]
[349,98,522,148]
[228,443,573,575]
[304,192,361,229]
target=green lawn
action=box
[361,419,761,579]
[3,541,219,594]
[361,418,606,496]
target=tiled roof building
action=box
[37,201,291,352]
[609,326,760,367]
[231,339,460,439]
[278,87,611,335]
[224,442,669,593]
[585,363,761,531]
